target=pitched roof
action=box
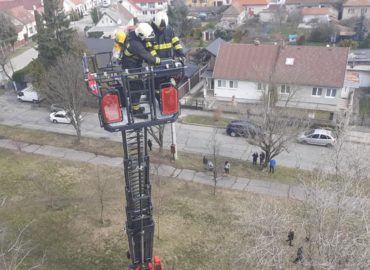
[285,0,331,5]
[302,7,330,15]
[101,4,133,23]
[235,0,269,5]
[343,0,370,7]
[213,43,349,88]
[70,0,83,4]
[213,43,279,82]
[205,37,225,56]
[130,0,163,3]
[272,46,348,88]
[6,5,35,24]
[223,4,242,16]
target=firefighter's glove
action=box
[170,77,177,86]
[178,56,186,64]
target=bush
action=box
[308,24,334,43]
[296,35,305,45]
[12,59,44,85]
[338,39,358,48]
[87,31,104,38]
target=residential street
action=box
[1,90,369,171]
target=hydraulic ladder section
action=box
[122,127,153,270]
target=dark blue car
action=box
[226,120,260,138]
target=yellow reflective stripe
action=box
[172,37,179,43]
[150,50,157,56]
[128,75,139,79]
[124,49,133,56]
[175,44,182,50]
[155,57,160,64]
[154,43,172,50]
[132,104,140,110]
[146,41,152,47]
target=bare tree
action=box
[41,53,87,143]
[0,42,13,81]
[93,168,109,225]
[209,127,221,195]
[0,223,45,270]
[242,84,309,166]
[299,126,370,269]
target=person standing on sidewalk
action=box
[269,159,276,173]
[224,161,230,176]
[147,139,152,151]
[259,151,265,167]
[252,152,258,165]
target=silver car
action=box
[297,129,336,147]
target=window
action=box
[143,11,147,15]
[312,87,322,97]
[280,84,290,94]
[218,80,226,87]
[150,10,155,15]
[149,3,155,8]
[229,80,238,89]
[326,88,337,97]
[140,3,147,6]
[158,1,162,5]
[29,27,33,34]
[348,8,355,14]
[361,8,367,14]
[320,135,329,139]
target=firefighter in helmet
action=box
[150,11,185,107]
[120,23,160,118]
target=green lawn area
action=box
[0,149,303,270]
[10,42,36,58]
[181,115,232,128]
[0,124,305,185]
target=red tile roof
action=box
[130,0,163,3]
[285,0,330,5]
[6,5,35,24]
[213,43,279,82]
[302,7,330,15]
[343,0,370,7]
[0,0,43,11]
[213,43,349,88]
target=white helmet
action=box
[154,11,168,29]
[135,23,155,41]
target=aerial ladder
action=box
[82,52,185,270]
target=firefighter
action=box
[120,23,161,118]
[112,30,126,63]
[150,11,185,108]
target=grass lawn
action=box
[181,115,232,129]
[10,42,36,58]
[0,125,305,185]
[0,149,304,270]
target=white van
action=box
[17,86,43,103]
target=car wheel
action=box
[326,143,332,148]
[52,120,57,123]
[301,140,307,144]
[230,131,236,137]
[32,100,38,104]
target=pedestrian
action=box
[147,139,152,151]
[252,152,258,165]
[207,160,214,171]
[293,247,304,264]
[286,229,294,246]
[259,151,265,167]
[203,156,208,166]
[269,159,276,173]
[224,161,230,176]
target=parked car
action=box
[50,103,64,112]
[17,86,43,103]
[297,129,336,147]
[49,110,82,124]
[226,120,261,138]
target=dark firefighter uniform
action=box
[151,23,184,107]
[121,30,160,117]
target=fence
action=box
[178,64,208,98]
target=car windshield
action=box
[304,129,315,136]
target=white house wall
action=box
[246,5,267,15]
[358,71,370,87]
[214,79,344,112]
[302,14,329,23]
[342,7,370,20]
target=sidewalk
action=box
[0,138,304,201]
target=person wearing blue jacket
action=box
[269,159,276,173]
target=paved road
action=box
[0,90,369,171]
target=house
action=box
[202,28,216,41]
[342,0,370,20]
[121,0,167,22]
[221,1,246,26]
[236,0,269,17]
[212,43,351,121]
[301,7,331,23]
[284,0,332,13]
[199,37,226,90]
[259,5,286,22]
[4,5,37,48]
[87,4,135,38]
[184,0,231,8]
[347,49,370,87]
[63,0,84,12]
